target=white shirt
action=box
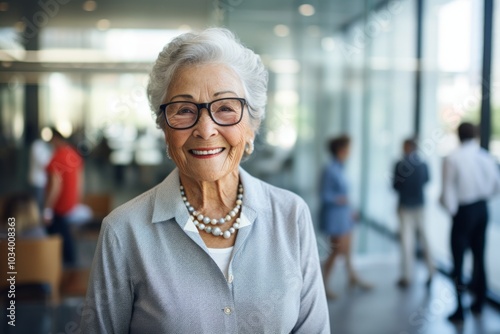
[207,246,234,279]
[29,139,52,187]
[441,140,500,215]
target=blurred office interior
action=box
[1,0,500,333]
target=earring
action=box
[165,144,171,160]
[245,141,254,155]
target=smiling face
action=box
[162,63,254,183]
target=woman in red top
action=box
[44,127,83,266]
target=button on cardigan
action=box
[81,168,330,333]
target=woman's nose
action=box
[193,108,218,139]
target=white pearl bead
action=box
[211,219,218,225]
[182,196,187,201]
[236,199,242,205]
[229,211,236,217]
[197,214,204,221]
[236,218,241,223]
[205,226,212,233]
[199,223,205,230]
[229,227,235,233]
[203,217,210,224]
[223,231,231,239]
[225,215,231,221]
[233,223,240,229]
[212,227,222,236]
[219,218,225,224]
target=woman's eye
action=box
[217,105,236,112]
[178,107,196,114]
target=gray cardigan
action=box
[81,168,330,333]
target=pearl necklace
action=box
[180,183,243,239]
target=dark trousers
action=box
[47,214,77,267]
[451,200,488,308]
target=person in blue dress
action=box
[320,135,372,299]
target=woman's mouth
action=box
[190,148,225,157]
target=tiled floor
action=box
[326,257,500,334]
[324,224,500,334]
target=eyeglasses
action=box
[159,97,247,130]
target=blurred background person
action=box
[44,127,84,267]
[441,122,500,322]
[320,135,372,299]
[1,192,47,239]
[392,138,434,288]
[28,134,52,214]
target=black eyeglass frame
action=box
[159,97,247,130]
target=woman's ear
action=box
[244,140,254,156]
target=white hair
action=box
[147,27,268,132]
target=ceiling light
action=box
[298,4,315,16]
[56,120,73,138]
[0,2,9,11]
[178,24,191,31]
[321,37,335,51]
[96,19,110,31]
[273,24,289,37]
[41,127,53,142]
[82,0,97,12]
[269,59,300,74]
[274,90,299,106]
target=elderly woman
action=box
[81,28,329,333]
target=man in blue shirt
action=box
[393,138,434,288]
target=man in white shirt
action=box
[440,122,500,322]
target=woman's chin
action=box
[181,166,235,183]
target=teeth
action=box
[192,148,223,155]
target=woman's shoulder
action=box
[102,184,160,229]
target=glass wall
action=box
[342,22,365,216]
[363,0,416,232]
[493,25,500,161]
[420,0,495,290]
[489,0,500,295]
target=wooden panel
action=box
[0,236,62,302]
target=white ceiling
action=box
[1,0,384,35]
[1,0,212,29]
[0,0,388,71]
